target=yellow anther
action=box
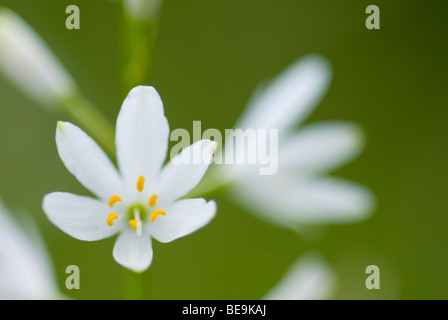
[149,195,158,207]
[107,213,119,226]
[108,195,122,208]
[129,219,138,230]
[150,209,166,223]
[136,176,145,192]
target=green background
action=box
[0,0,447,299]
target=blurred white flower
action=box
[263,252,336,300]
[123,0,163,21]
[0,6,76,108]
[43,86,217,273]
[0,199,62,300]
[220,55,375,229]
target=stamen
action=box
[149,195,158,207]
[150,209,166,223]
[108,195,122,208]
[136,176,145,192]
[107,213,119,226]
[129,219,138,230]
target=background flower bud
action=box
[123,0,163,22]
[0,6,76,108]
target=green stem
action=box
[120,2,160,94]
[124,269,146,300]
[59,92,115,157]
[119,2,162,300]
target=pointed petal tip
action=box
[329,121,367,148]
[298,54,332,74]
[56,121,76,134]
[56,121,66,131]
[55,121,122,200]
[208,140,219,153]
[331,121,367,154]
[202,199,218,219]
[237,54,333,132]
[350,124,366,149]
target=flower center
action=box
[106,175,167,233]
[128,204,147,220]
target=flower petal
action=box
[56,122,122,200]
[155,140,218,203]
[0,7,76,107]
[280,121,365,172]
[230,172,375,227]
[236,55,331,133]
[0,199,59,299]
[113,231,153,272]
[43,192,120,241]
[115,86,169,193]
[263,252,336,300]
[149,199,216,243]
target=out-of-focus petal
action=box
[280,121,365,172]
[263,252,336,300]
[0,6,76,107]
[123,0,163,21]
[236,55,331,133]
[230,172,375,227]
[0,199,60,299]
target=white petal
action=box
[236,55,331,133]
[43,192,120,241]
[0,7,76,107]
[280,121,365,172]
[115,86,169,193]
[149,199,216,243]
[56,122,122,200]
[0,199,59,299]
[263,252,336,300]
[113,232,153,272]
[155,140,218,203]
[230,172,375,227]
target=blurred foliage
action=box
[0,0,447,299]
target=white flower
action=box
[263,252,336,300]
[0,6,76,107]
[220,55,375,228]
[0,199,62,300]
[43,86,217,272]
